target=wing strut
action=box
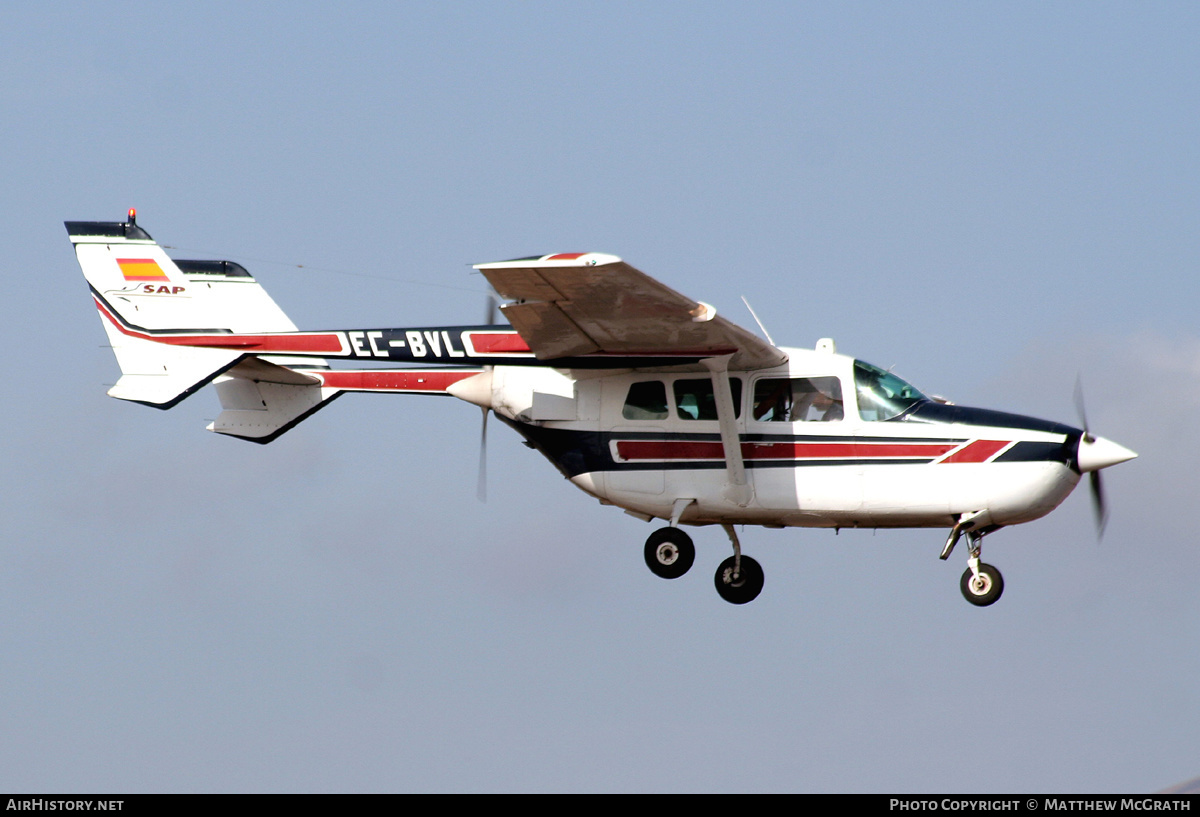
[703,355,752,507]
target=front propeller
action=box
[1073,379,1137,536]
[476,290,501,502]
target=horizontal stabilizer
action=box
[108,345,243,408]
[208,370,338,444]
[208,362,485,443]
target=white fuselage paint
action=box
[483,347,1082,532]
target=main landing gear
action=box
[941,521,1005,607]
[714,553,764,605]
[644,527,695,579]
[643,523,764,605]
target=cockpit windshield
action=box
[853,360,928,421]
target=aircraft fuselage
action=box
[475,346,1086,532]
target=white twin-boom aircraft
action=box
[69,211,1137,606]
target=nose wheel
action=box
[960,563,1004,606]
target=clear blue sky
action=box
[3,1,1197,792]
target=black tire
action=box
[960,563,1004,606]
[714,555,764,604]
[644,527,695,579]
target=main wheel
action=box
[644,527,695,579]
[960,563,1004,606]
[714,555,764,604]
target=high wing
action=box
[476,253,788,371]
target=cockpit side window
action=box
[752,377,844,422]
[853,360,928,421]
[622,380,669,420]
[673,378,743,420]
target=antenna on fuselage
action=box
[740,296,776,347]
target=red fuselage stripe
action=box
[615,440,962,462]
[938,439,1011,463]
[467,332,531,353]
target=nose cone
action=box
[1076,435,1137,473]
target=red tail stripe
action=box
[94,296,346,353]
[316,370,481,392]
[161,333,346,353]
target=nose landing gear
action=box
[960,561,1004,606]
[943,521,1005,607]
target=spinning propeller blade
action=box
[475,288,498,503]
[476,406,489,503]
[1073,377,1132,538]
[1074,376,1094,444]
[484,290,499,326]
[1089,470,1108,538]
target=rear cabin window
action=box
[673,378,743,420]
[752,377,844,422]
[622,381,669,420]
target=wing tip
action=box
[473,252,622,270]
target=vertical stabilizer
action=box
[67,212,311,408]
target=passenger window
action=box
[752,377,844,422]
[622,381,669,420]
[673,378,742,420]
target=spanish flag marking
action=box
[117,258,169,281]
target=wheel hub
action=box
[656,543,680,565]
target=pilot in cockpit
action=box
[806,384,844,421]
[791,379,843,421]
[754,377,844,422]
